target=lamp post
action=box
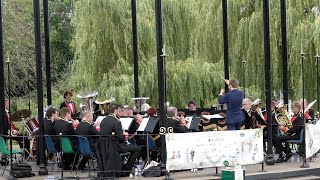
[131,0,139,98]
[222,0,229,92]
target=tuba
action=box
[275,102,292,128]
[251,99,265,121]
[77,91,98,113]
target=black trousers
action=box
[120,144,141,172]
[273,135,299,156]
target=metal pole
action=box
[155,0,168,176]
[263,0,275,166]
[131,0,139,98]
[222,0,229,92]
[6,60,14,180]
[280,0,288,108]
[316,54,320,113]
[0,0,6,137]
[33,0,48,175]
[43,0,52,106]
[300,52,309,168]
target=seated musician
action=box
[273,101,303,163]
[120,132,142,171]
[43,107,59,158]
[99,104,140,176]
[4,99,30,158]
[242,98,256,129]
[60,90,78,119]
[300,99,314,122]
[166,106,188,133]
[76,111,100,170]
[54,107,78,170]
[187,100,197,111]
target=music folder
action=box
[120,117,134,130]
[138,117,159,133]
[95,116,106,126]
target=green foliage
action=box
[69,0,320,108]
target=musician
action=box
[300,99,315,121]
[187,100,197,111]
[60,90,78,119]
[218,79,245,130]
[273,101,303,163]
[76,111,100,170]
[42,107,59,155]
[166,106,188,133]
[100,104,140,176]
[242,98,256,129]
[4,99,30,158]
[54,107,78,170]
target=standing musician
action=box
[273,101,303,163]
[54,107,78,170]
[218,79,245,130]
[60,90,78,119]
[76,111,100,170]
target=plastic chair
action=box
[44,135,60,172]
[0,136,22,176]
[76,136,96,176]
[60,136,77,175]
[285,129,304,161]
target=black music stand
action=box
[119,117,134,131]
[137,117,159,165]
[189,116,201,131]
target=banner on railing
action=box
[305,121,320,158]
[165,129,263,171]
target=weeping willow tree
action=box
[70,0,320,108]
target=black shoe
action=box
[275,157,285,163]
[286,152,293,161]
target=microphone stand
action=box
[300,51,309,168]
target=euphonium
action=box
[275,103,292,128]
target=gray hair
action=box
[167,106,177,117]
[242,98,252,105]
[81,111,92,119]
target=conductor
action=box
[218,79,245,130]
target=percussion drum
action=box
[25,117,39,134]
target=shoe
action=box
[286,152,293,161]
[275,157,285,163]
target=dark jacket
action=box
[218,89,245,124]
[54,119,77,150]
[167,118,188,133]
[76,121,100,150]
[286,112,303,138]
[60,101,77,118]
[100,115,125,143]
[44,118,58,149]
[96,137,122,178]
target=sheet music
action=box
[95,116,106,126]
[186,117,193,129]
[120,118,133,130]
[138,118,150,132]
[202,114,224,120]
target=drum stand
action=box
[22,118,35,162]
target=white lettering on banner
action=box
[165,129,263,171]
[305,121,320,158]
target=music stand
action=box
[137,117,159,164]
[188,116,201,131]
[119,118,134,131]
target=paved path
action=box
[0,154,319,180]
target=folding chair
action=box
[76,136,96,176]
[44,135,61,172]
[0,136,22,176]
[60,136,77,175]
